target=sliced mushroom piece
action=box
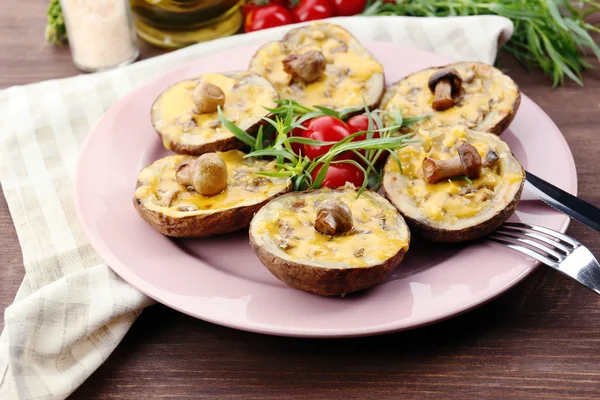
[422,143,482,184]
[192,82,225,114]
[158,190,178,207]
[282,50,327,84]
[484,149,499,167]
[428,68,463,111]
[176,153,228,196]
[314,199,353,236]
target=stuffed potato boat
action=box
[249,186,410,296]
[249,22,385,112]
[151,71,278,155]
[134,150,291,238]
[381,62,521,135]
[382,128,524,242]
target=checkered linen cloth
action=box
[0,16,513,399]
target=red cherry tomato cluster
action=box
[292,114,387,189]
[243,0,366,33]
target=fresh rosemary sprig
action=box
[219,100,427,197]
[363,0,600,86]
[45,0,67,46]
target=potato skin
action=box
[287,23,385,112]
[133,182,291,238]
[249,231,408,297]
[249,24,385,112]
[383,179,524,243]
[248,187,411,296]
[158,123,258,156]
[365,86,385,115]
[382,62,521,136]
[487,91,521,136]
[151,72,277,156]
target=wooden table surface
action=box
[3,2,600,399]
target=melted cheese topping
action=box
[251,188,409,268]
[381,62,519,133]
[134,150,289,218]
[151,72,278,150]
[249,23,383,110]
[383,128,523,228]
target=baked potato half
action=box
[249,186,410,296]
[133,150,291,238]
[382,128,524,242]
[381,62,521,135]
[249,22,385,112]
[151,71,278,155]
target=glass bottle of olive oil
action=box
[131,0,243,49]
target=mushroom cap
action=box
[192,82,226,113]
[428,67,463,95]
[457,142,482,178]
[315,199,353,235]
[282,50,327,83]
[190,152,228,197]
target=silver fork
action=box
[486,222,600,295]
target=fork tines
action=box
[487,222,578,267]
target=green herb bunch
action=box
[363,0,600,86]
[45,0,67,45]
[219,100,426,197]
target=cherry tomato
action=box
[301,116,352,160]
[347,114,380,140]
[244,4,293,33]
[291,0,334,22]
[347,114,388,165]
[242,0,289,15]
[241,0,257,16]
[330,0,367,16]
[311,163,365,189]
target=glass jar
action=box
[130,0,243,49]
[60,0,139,72]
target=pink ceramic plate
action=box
[75,41,576,338]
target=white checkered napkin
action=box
[0,15,513,399]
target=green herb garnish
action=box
[45,0,67,46]
[220,100,426,197]
[452,176,473,184]
[362,0,600,86]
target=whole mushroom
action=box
[428,68,463,111]
[315,199,353,236]
[176,153,228,196]
[192,81,225,114]
[422,142,482,184]
[282,50,327,84]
